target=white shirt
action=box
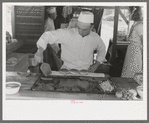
[37,28,106,70]
[44,17,59,54]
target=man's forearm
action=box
[94,60,100,66]
[88,60,101,72]
[38,46,44,54]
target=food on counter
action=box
[46,84,54,91]
[92,88,101,93]
[136,86,143,99]
[40,63,52,77]
[6,57,18,64]
[56,87,64,91]
[99,79,114,92]
[17,72,31,77]
[69,69,80,75]
[79,77,98,82]
[52,78,60,85]
[79,69,88,75]
[128,89,137,98]
[72,86,81,92]
[33,78,115,94]
[59,79,78,87]
[86,82,100,92]
[41,77,53,81]
[121,89,134,100]
[63,87,72,91]
[60,68,88,75]
[35,83,54,91]
[115,91,123,99]
[86,85,95,92]
[115,89,137,100]
[134,73,143,86]
[77,80,89,90]
[59,68,69,74]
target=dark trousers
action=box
[43,44,62,71]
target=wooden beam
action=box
[96,6,129,9]
[111,6,119,63]
[97,9,104,34]
[126,12,131,40]
[73,6,129,10]
[119,8,128,25]
[41,6,45,34]
[11,6,15,38]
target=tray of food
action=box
[31,76,116,94]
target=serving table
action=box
[5,71,141,100]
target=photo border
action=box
[1,0,148,122]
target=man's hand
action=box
[34,47,44,66]
[88,61,100,73]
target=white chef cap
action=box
[47,7,56,14]
[78,11,94,23]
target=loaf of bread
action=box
[79,69,88,75]
[69,69,80,75]
[59,68,69,74]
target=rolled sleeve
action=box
[96,37,106,63]
[36,29,68,50]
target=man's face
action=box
[53,12,57,19]
[77,21,91,37]
[49,12,57,20]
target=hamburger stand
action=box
[5,6,143,100]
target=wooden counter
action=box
[5,72,141,100]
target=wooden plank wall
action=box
[14,6,45,45]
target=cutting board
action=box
[46,71,105,78]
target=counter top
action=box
[5,72,141,100]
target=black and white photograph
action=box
[2,2,147,120]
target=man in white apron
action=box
[35,11,106,72]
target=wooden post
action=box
[119,8,128,25]
[11,5,15,39]
[111,6,119,63]
[14,6,17,39]
[41,6,45,34]
[126,10,131,40]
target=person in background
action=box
[44,7,59,54]
[62,6,73,24]
[54,6,64,30]
[67,17,78,29]
[34,11,106,72]
[121,6,143,78]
